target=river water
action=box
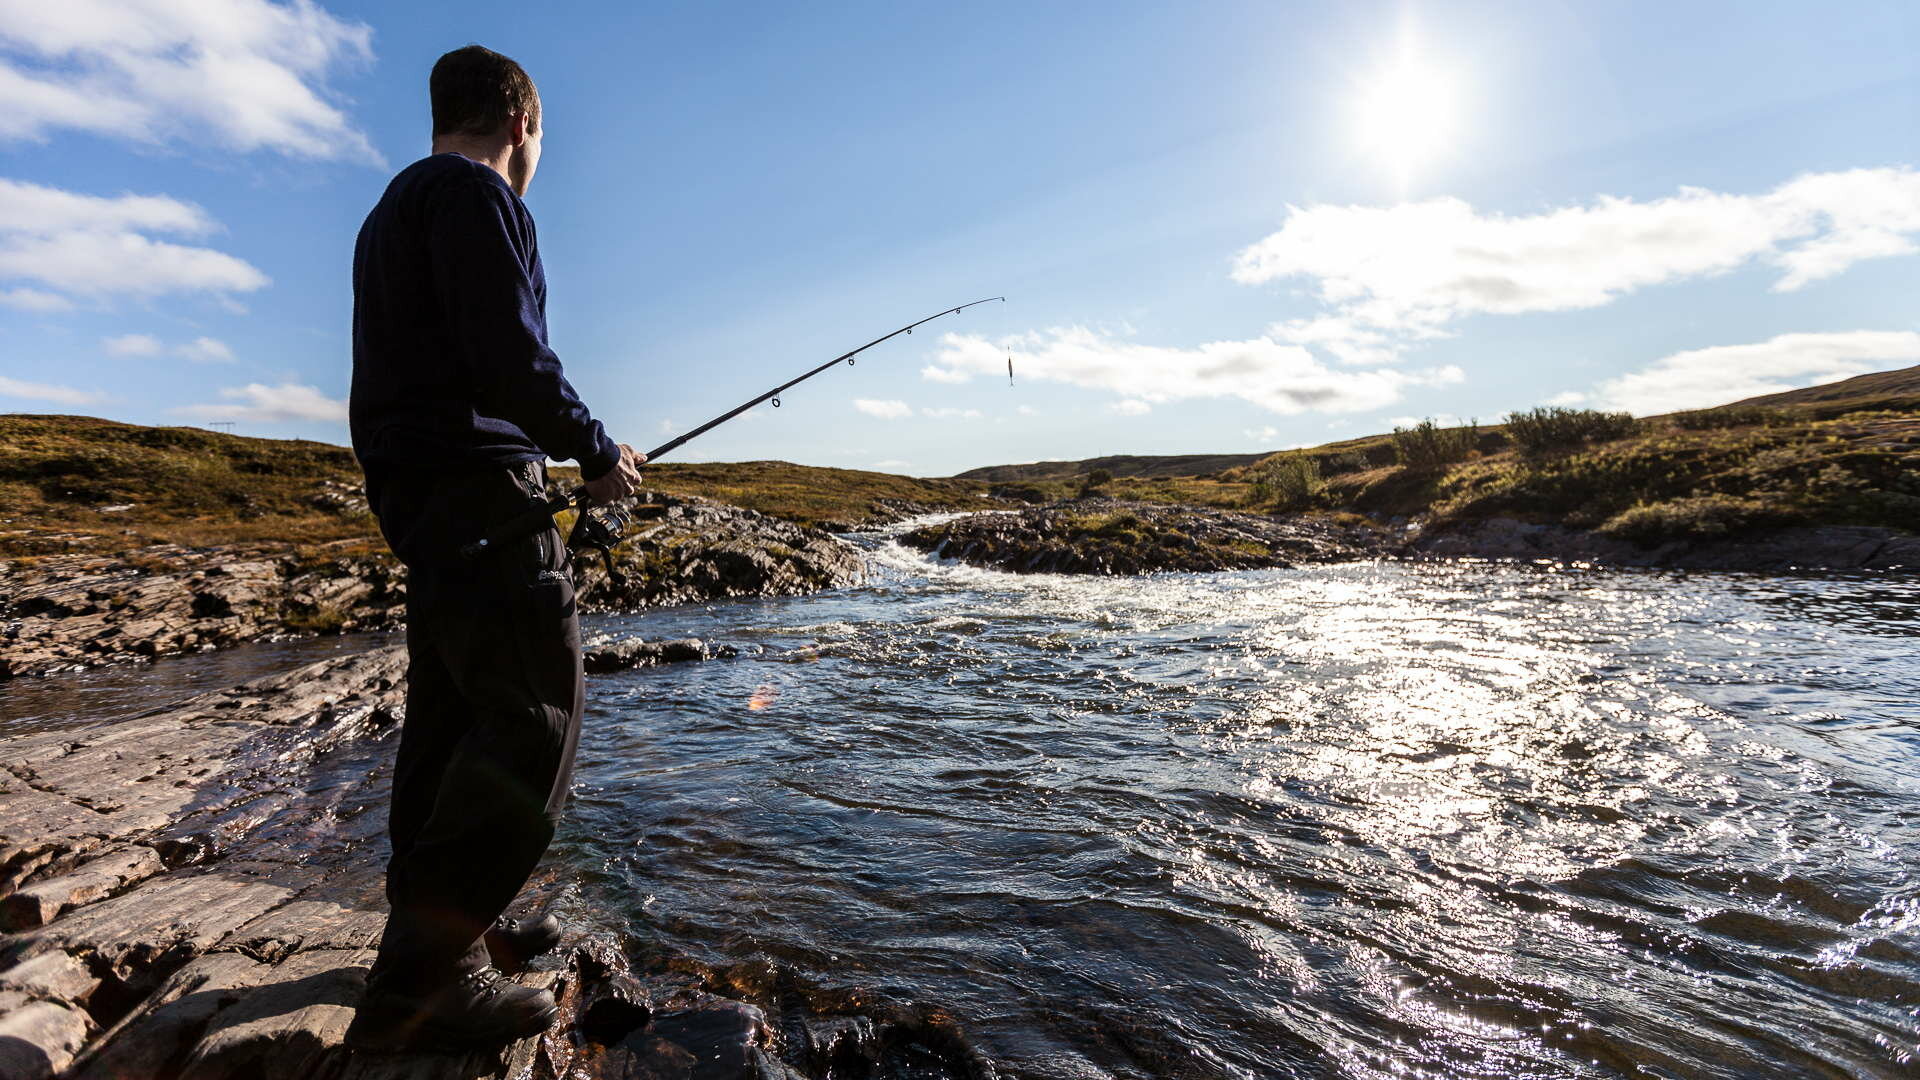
[8,533,1919,1078]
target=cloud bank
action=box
[852,398,912,419]
[0,374,104,405]
[0,0,379,162]
[1593,331,1920,414]
[180,381,345,423]
[0,179,268,306]
[1237,167,1920,363]
[926,327,1462,415]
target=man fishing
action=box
[344,44,644,1052]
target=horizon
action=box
[2,2,1918,476]
[7,352,1911,480]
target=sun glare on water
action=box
[1354,34,1461,191]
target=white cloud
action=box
[103,333,161,356]
[657,417,677,434]
[1245,425,1281,443]
[927,327,1463,416]
[0,374,104,405]
[1015,404,1037,416]
[173,336,235,363]
[1384,413,1466,429]
[1594,331,1920,414]
[921,406,983,419]
[180,381,346,423]
[1235,167,1920,362]
[0,286,69,311]
[1545,391,1588,406]
[1108,399,1151,416]
[869,459,911,471]
[853,398,912,419]
[0,0,380,163]
[0,179,269,306]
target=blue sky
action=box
[1,1,1916,476]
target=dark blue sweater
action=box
[350,154,619,498]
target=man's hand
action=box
[583,444,645,504]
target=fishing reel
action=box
[564,499,667,587]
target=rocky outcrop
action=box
[900,498,1386,575]
[579,494,865,609]
[0,644,992,1080]
[3,493,868,681]
[0,544,403,680]
[1410,518,1920,571]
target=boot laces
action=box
[462,967,506,999]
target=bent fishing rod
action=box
[460,296,1006,580]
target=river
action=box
[8,532,1918,1078]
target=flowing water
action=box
[7,535,1918,1078]
[563,536,1920,1079]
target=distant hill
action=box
[956,366,1920,482]
[954,452,1270,482]
[1722,364,1920,408]
[0,414,986,557]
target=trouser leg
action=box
[369,464,584,993]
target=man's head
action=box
[430,45,542,196]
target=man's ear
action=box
[507,111,528,147]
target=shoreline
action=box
[10,496,1913,683]
[0,641,994,1080]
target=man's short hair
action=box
[431,45,540,137]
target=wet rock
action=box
[583,636,739,674]
[0,544,404,680]
[1411,517,1920,572]
[580,492,865,610]
[902,497,1386,575]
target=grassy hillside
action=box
[1725,364,1920,408]
[0,415,987,557]
[1245,395,1920,542]
[8,363,1916,560]
[955,452,1269,482]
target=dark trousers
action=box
[366,461,583,993]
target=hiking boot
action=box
[485,912,565,971]
[345,966,558,1053]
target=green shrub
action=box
[1597,494,1787,545]
[1504,407,1639,453]
[1321,450,1370,475]
[1669,405,1784,430]
[1250,452,1321,509]
[1392,419,1479,469]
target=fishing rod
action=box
[460,296,1006,581]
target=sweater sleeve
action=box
[427,176,622,480]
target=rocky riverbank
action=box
[900,498,1388,574]
[0,642,993,1080]
[1409,517,1920,572]
[897,498,1920,577]
[2,493,864,680]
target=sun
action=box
[1354,43,1459,189]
